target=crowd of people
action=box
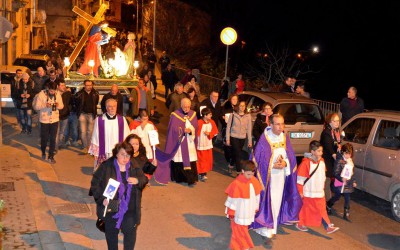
[12,31,367,248]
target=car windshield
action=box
[274,103,324,125]
[13,58,46,72]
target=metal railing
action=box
[174,66,341,116]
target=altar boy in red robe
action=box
[225,160,262,250]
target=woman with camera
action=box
[90,142,148,250]
[33,81,64,164]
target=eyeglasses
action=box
[118,153,131,159]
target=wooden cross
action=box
[68,2,117,68]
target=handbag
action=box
[106,199,120,213]
[143,161,157,175]
[96,218,105,233]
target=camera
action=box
[52,103,57,111]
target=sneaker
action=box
[282,222,294,226]
[295,223,308,232]
[41,154,46,160]
[48,157,56,164]
[202,176,208,180]
[326,226,339,234]
[71,141,80,147]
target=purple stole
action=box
[97,115,124,164]
[250,129,302,230]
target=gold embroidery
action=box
[171,111,197,122]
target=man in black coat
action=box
[100,84,124,115]
[161,63,179,99]
[199,90,222,127]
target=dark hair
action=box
[83,79,93,86]
[187,87,197,95]
[269,113,284,125]
[16,69,22,73]
[139,109,149,118]
[309,140,322,152]
[234,101,248,114]
[48,81,58,90]
[124,134,147,157]
[201,107,211,117]
[189,76,197,82]
[262,102,273,111]
[228,93,239,105]
[341,143,354,157]
[241,160,255,172]
[111,142,134,158]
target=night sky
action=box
[184,0,400,110]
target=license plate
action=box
[290,132,312,139]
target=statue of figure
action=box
[124,32,136,78]
[78,25,109,77]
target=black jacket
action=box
[16,79,35,109]
[90,157,148,223]
[253,113,269,143]
[199,98,222,125]
[320,125,341,177]
[100,92,124,115]
[59,91,72,120]
[333,153,356,193]
[75,88,99,118]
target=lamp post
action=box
[220,27,237,80]
[133,60,139,78]
[88,59,95,79]
[64,57,70,80]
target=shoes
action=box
[27,131,32,135]
[264,237,273,245]
[48,157,56,164]
[21,130,27,134]
[199,175,208,182]
[71,141,80,147]
[326,225,339,234]
[282,222,294,226]
[54,150,58,155]
[202,176,208,180]
[65,141,71,146]
[295,223,309,232]
[41,154,46,160]
[228,165,234,173]
[343,208,350,221]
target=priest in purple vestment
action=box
[250,114,302,242]
[154,98,198,186]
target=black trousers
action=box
[230,137,246,172]
[105,215,137,250]
[40,122,59,157]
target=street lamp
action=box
[133,60,139,78]
[220,27,237,79]
[88,59,95,79]
[64,57,70,80]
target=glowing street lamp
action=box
[133,60,139,78]
[64,57,70,80]
[220,27,237,79]
[88,59,95,79]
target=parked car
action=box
[341,110,400,222]
[223,91,325,156]
[0,65,31,108]
[13,54,49,73]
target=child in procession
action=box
[296,140,340,234]
[196,108,218,181]
[225,160,262,250]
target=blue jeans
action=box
[18,108,32,132]
[328,186,351,209]
[57,118,68,146]
[13,101,22,128]
[64,112,79,143]
[79,113,95,148]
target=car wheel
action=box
[391,189,400,222]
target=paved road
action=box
[0,97,399,250]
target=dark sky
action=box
[183,0,400,110]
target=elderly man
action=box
[166,83,187,113]
[199,91,222,123]
[251,114,302,244]
[100,84,124,115]
[89,98,130,171]
[154,98,198,186]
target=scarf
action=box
[112,158,133,229]
[331,127,342,151]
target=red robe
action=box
[225,174,262,250]
[196,119,218,174]
[78,32,102,77]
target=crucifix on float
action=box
[68,1,117,75]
